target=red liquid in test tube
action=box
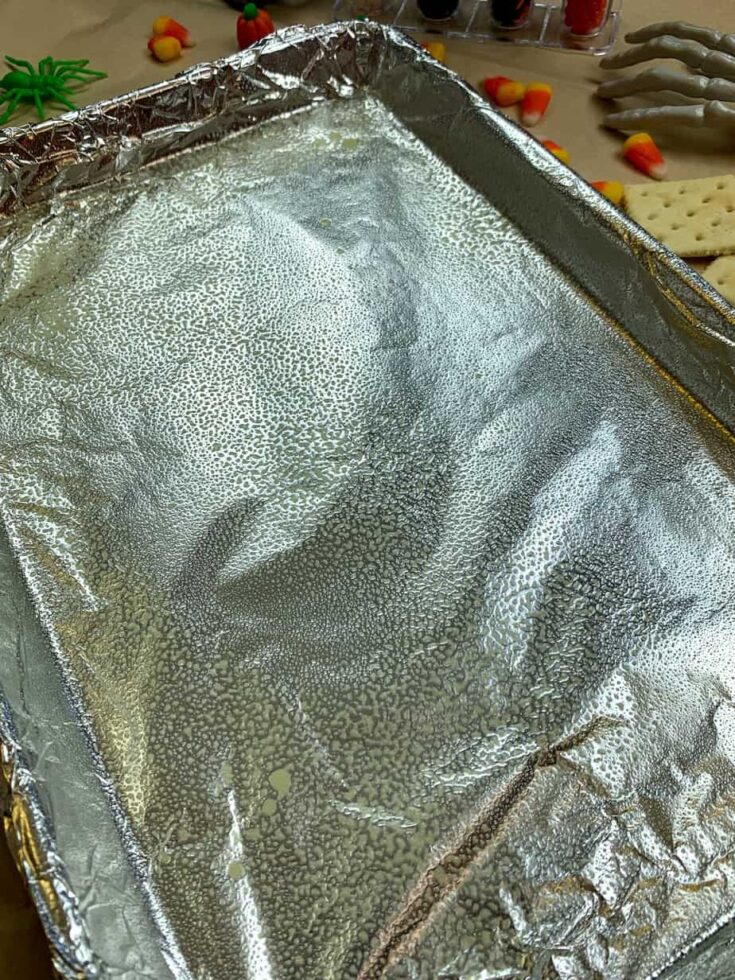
[563,0,611,36]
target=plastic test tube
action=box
[490,0,533,29]
[563,0,611,37]
[418,0,460,19]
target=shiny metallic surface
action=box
[1,22,735,980]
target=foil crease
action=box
[1,21,735,980]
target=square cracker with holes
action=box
[704,256,735,308]
[624,174,735,258]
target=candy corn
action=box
[422,41,446,62]
[148,34,182,61]
[521,82,552,126]
[542,139,570,166]
[152,16,194,46]
[591,180,625,206]
[483,75,526,107]
[623,132,667,180]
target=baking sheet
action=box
[3,22,735,980]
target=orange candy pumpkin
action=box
[237,4,275,49]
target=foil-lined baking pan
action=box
[2,21,735,980]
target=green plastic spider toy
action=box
[0,56,107,126]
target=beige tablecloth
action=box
[1,0,733,975]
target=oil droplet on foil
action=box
[228,861,246,881]
[433,866,448,886]
[268,768,291,798]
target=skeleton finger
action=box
[598,67,735,102]
[605,100,735,131]
[601,36,735,82]
[624,21,735,57]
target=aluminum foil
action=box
[2,21,735,980]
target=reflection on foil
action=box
[1,21,735,980]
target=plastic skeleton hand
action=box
[597,21,735,131]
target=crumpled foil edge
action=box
[0,701,98,979]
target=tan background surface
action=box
[1,0,734,975]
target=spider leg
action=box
[32,90,45,120]
[53,60,91,74]
[625,21,735,58]
[60,72,107,87]
[38,57,54,75]
[4,55,34,73]
[56,70,93,81]
[58,67,107,80]
[598,66,735,103]
[53,93,78,113]
[0,91,22,125]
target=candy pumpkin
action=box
[237,4,275,49]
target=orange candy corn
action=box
[152,16,194,47]
[542,139,570,165]
[521,82,552,126]
[623,132,667,180]
[483,75,526,107]
[148,34,182,61]
[591,180,625,206]
[422,41,446,62]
